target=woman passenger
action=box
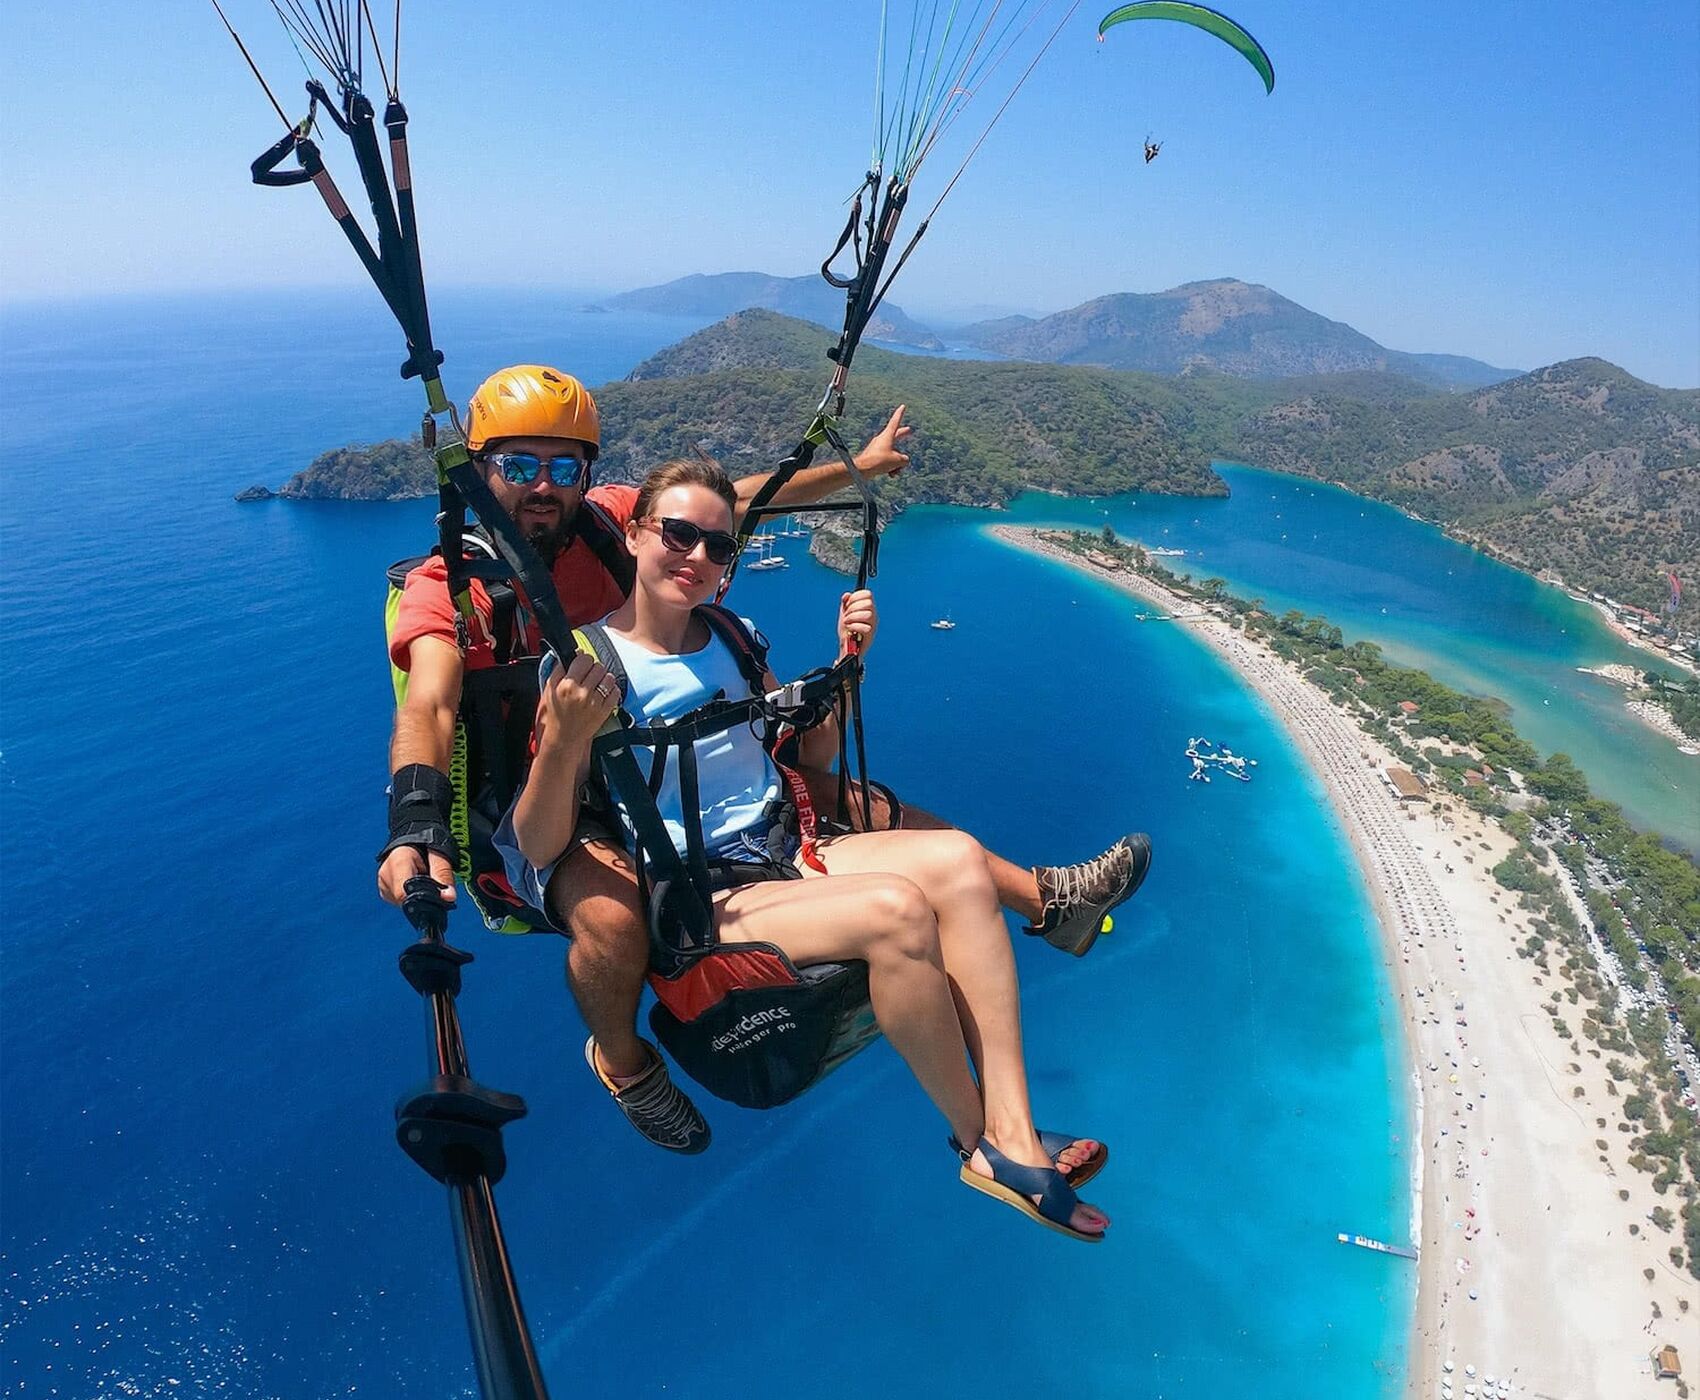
[497,457,1110,1241]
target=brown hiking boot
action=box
[585,1037,711,1154]
[1026,833,1152,957]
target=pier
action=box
[1337,1231,1419,1260]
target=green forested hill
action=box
[1230,358,1700,623]
[278,313,1697,624]
[599,355,1216,505]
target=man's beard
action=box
[521,514,572,562]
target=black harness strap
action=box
[573,496,637,597]
[673,736,714,913]
[574,611,853,967]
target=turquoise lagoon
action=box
[1007,467,1699,853]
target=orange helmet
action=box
[465,365,600,460]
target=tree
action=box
[1530,753,1591,805]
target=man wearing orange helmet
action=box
[382,364,917,1151]
[381,364,1151,1155]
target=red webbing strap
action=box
[771,737,827,873]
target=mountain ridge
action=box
[959,278,1520,389]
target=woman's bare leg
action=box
[714,872,985,1147]
[721,835,1106,1233]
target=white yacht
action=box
[745,539,787,572]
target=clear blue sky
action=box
[3,2,1696,385]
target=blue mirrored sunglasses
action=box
[482,451,588,487]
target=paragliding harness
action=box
[567,606,882,1110]
[582,174,932,1109]
[601,86,1006,1109]
[384,504,635,935]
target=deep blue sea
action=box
[2,288,1676,1398]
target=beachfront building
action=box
[1382,766,1428,804]
[1653,1343,1681,1380]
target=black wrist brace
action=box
[378,764,458,865]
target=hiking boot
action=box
[1026,832,1152,958]
[585,1036,711,1154]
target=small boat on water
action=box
[930,616,956,631]
[745,540,787,572]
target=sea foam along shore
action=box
[991,526,1698,1400]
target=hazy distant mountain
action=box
[960,279,1519,390]
[593,272,943,351]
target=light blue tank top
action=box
[595,619,785,865]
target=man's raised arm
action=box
[730,405,912,527]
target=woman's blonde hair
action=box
[633,455,737,522]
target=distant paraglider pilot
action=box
[1143,137,1162,163]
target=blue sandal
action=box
[949,1130,1109,1190]
[1037,1130,1109,1190]
[956,1138,1106,1243]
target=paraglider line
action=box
[214,0,296,129]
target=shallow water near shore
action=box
[4,293,1409,1395]
[1011,468,1699,853]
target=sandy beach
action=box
[1577,665,1700,754]
[993,526,1698,1399]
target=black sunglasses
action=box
[645,516,741,566]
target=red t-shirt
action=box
[389,484,640,672]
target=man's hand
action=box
[852,405,912,480]
[838,589,879,657]
[379,845,456,908]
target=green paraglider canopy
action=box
[1098,1,1276,94]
